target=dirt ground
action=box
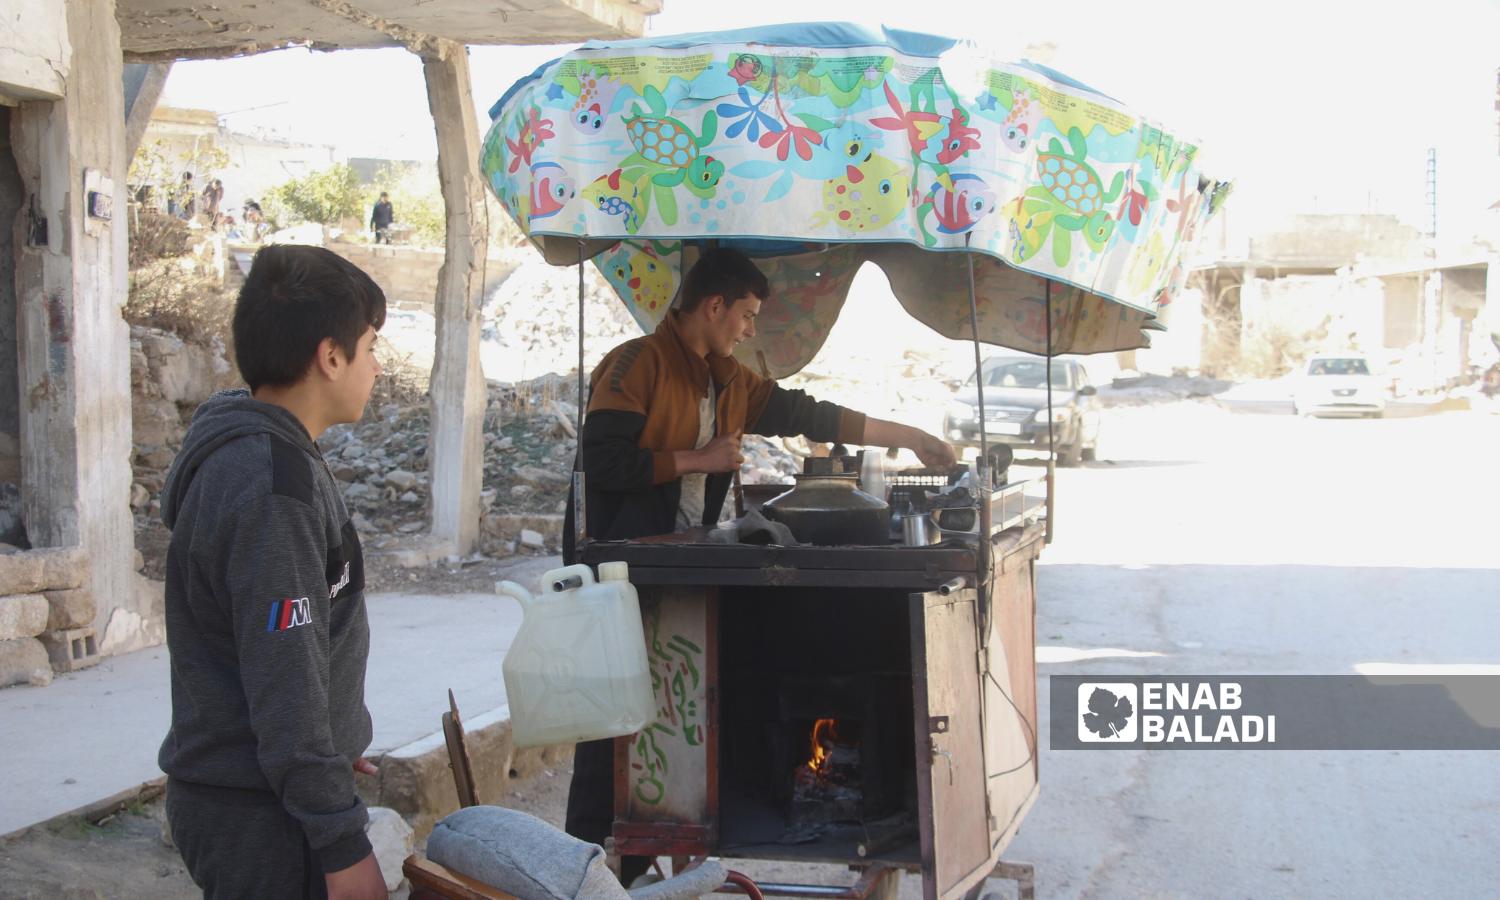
[0,758,935,899]
[0,764,575,899]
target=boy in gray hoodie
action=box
[159,244,387,899]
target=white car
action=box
[1293,354,1386,418]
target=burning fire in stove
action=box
[790,717,865,832]
[803,718,839,780]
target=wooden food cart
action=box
[580,478,1045,900]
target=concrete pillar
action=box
[421,41,486,556]
[123,63,172,163]
[10,0,135,652]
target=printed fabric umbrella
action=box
[480,21,1232,380]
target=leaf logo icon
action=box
[1077,683,1139,742]
[1083,687,1134,737]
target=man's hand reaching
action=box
[694,430,745,473]
[914,434,957,471]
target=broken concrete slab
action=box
[0,555,44,597]
[0,595,48,641]
[482,514,563,546]
[0,637,53,687]
[386,469,418,490]
[0,547,93,601]
[45,588,95,631]
[40,627,100,672]
[364,703,572,841]
[40,627,101,673]
[366,806,416,893]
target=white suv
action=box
[1293,354,1386,418]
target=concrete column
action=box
[123,63,172,162]
[421,41,486,556]
[10,0,136,650]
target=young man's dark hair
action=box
[676,247,770,313]
[233,244,387,391]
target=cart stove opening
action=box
[719,589,920,861]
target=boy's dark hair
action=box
[233,245,386,391]
[677,248,769,313]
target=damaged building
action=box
[0,0,660,687]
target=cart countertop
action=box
[579,523,1044,589]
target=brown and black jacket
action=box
[563,312,865,559]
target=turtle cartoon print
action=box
[1015,127,1126,267]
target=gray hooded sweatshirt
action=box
[158,389,373,873]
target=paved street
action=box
[992,401,1500,898]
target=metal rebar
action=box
[1044,279,1055,544]
[577,239,585,442]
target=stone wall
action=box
[0,546,93,687]
[325,243,514,307]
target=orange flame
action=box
[806,718,838,774]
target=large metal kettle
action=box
[760,457,890,546]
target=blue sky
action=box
[160,0,1500,242]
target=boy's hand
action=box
[352,757,379,776]
[325,853,385,900]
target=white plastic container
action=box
[496,562,655,748]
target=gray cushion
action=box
[426,806,628,900]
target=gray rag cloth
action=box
[706,509,798,546]
[629,861,728,899]
[426,806,730,900]
[427,806,627,900]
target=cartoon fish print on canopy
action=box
[569,72,623,134]
[815,149,910,233]
[528,162,575,221]
[481,23,1232,351]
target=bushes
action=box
[267,163,363,227]
[128,211,192,269]
[125,258,235,357]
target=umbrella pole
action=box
[1044,280,1055,545]
[964,235,990,490]
[572,240,587,557]
[964,237,992,626]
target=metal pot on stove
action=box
[761,457,890,546]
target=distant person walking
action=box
[201,178,225,229]
[174,171,196,221]
[242,198,266,242]
[370,192,394,244]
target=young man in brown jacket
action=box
[563,247,955,883]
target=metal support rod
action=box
[965,234,990,491]
[714,865,898,898]
[577,239,586,440]
[965,234,994,642]
[573,240,588,558]
[1044,280,1055,545]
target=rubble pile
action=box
[128,324,239,523]
[1098,372,1231,406]
[481,257,640,384]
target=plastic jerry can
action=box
[496,562,655,748]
